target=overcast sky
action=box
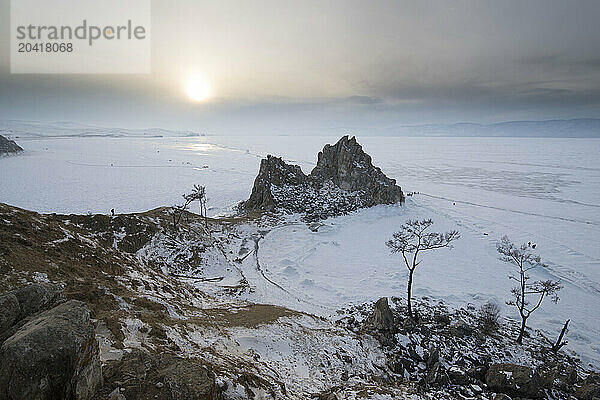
[1,0,599,134]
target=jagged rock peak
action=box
[0,135,23,155]
[310,135,404,205]
[242,136,404,220]
[244,155,308,212]
[363,297,395,331]
[311,135,375,188]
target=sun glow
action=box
[186,76,211,102]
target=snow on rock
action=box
[242,136,404,221]
[0,134,23,155]
[137,225,243,287]
[162,313,410,399]
[310,135,404,205]
[362,297,395,332]
[338,296,583,399]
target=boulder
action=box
[433,312,450,326]
[425,361,449,386]
[363,297,395,331]
[538,362,578,391]
[0,293,19,336]
[99,350,223,400]
[0,135,23,155]
[574,373,600,400]
[467,365,488,383]
[0,300,102,400]
[242,136,404,220]
[426,346,439,369]
[486,363,544,398]
[0,283,64,343]
[451,320,474,337]
[447,366,470,385]
[11,283,64,320]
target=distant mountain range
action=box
[0,120,204,139]
[1,118,599,138]
[385,118,600,137]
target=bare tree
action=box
[386,219,460,319]
[171,198,193,230]
[187,184,208,229]
[497,236,562,344]
[171,185,208,230]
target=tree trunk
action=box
[204,202,208,230]
[516,316,527,344]
[552,319,570,352]
[407,269,414,319]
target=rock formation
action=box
[0,294,19,336]
[310,136,404,205]
[97,350,224,400]
[0,285,102,400]
[575,373,600,400]
[0,135,23,155]
[485,363,544,398]
[0,283,64,342]
[363,297,395,331]
[243,136,404,220]
[244,155,308,212]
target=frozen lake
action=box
[1,135,600,367]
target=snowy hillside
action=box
[1,131,599,390]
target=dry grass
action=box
[0,202,294,348]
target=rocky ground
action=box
[338,297,599,399]
[0,203,393,399]
[1,202,598,400]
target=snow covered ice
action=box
[1,131,599,369]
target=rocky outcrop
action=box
[242,136,404,220]
[98,350,223,400]
[537,362,578,392]
[486,363,544,398]
[11,283,64,320]
[244,155,308,212]
[363,297,395,331]
[0,293,19,336]
[310,136,404,206]
[0,284,101,400]
[575,373,600,399]
[0,283,64,342]
[338,296,588,398]
[0,135,23,155]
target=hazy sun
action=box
[186,77,210,102]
